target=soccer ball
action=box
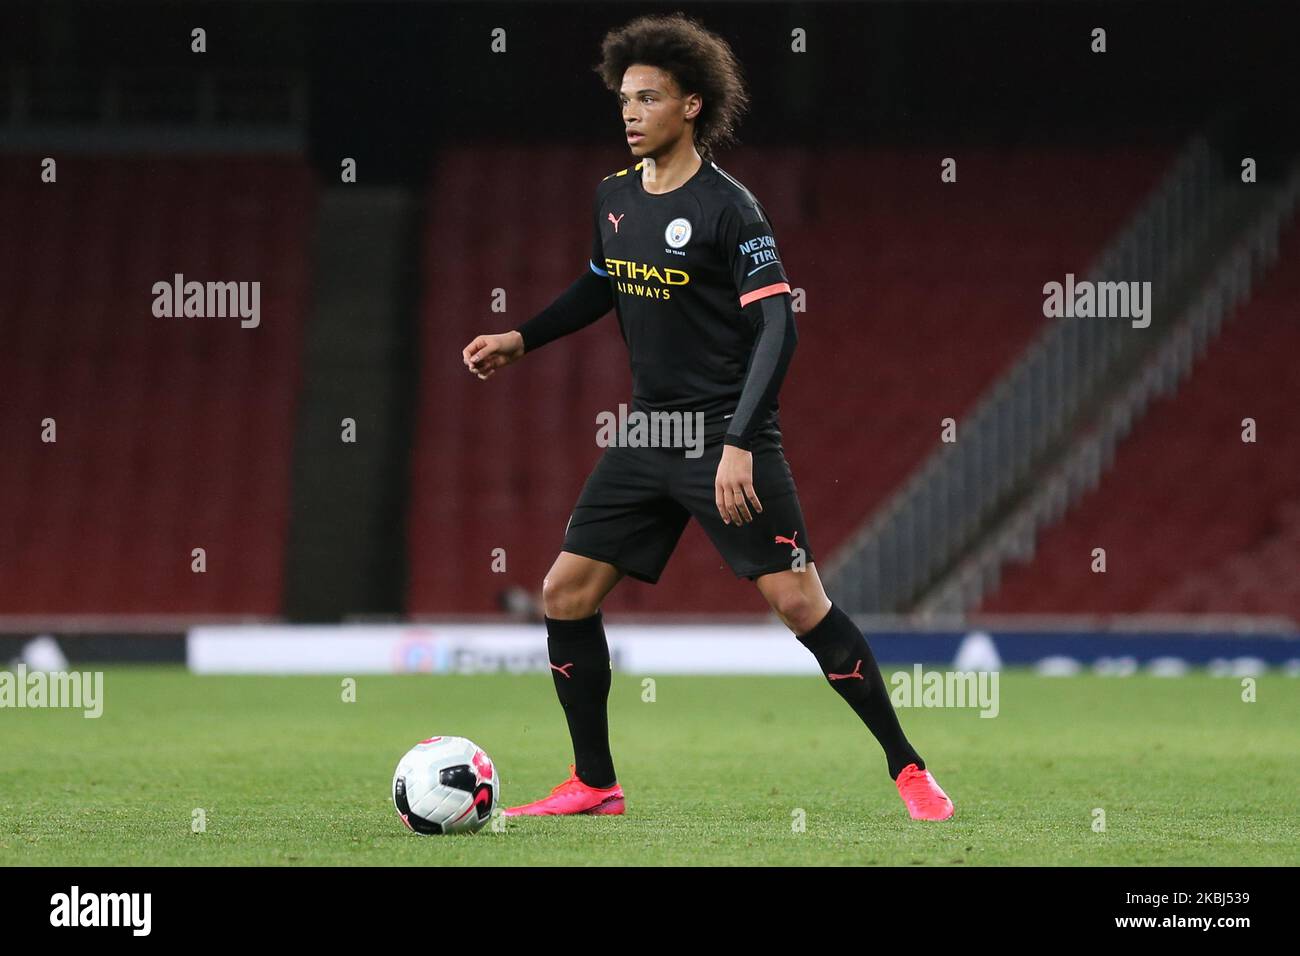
[392,736,498,835]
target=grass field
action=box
[1,666,1297,866]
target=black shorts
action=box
[561,437,815,583]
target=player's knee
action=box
[770,588,818,632]
[541,573,599,619]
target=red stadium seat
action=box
[982,219,1300,618]
[0,156,315,614]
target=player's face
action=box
[618,64,698,159]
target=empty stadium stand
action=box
[0,155,315,614]
[981,217,1300,618]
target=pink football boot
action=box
[895,763,955,821]
[504,764,625,817]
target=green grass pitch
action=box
[2,666,1296,865]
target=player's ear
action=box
[684,93,701,121]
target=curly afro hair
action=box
[594,13,750,161]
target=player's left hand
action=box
[715,445,762,526]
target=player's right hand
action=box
[462,331,525,380]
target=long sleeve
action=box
[516,266,613,354]
[718,199,796,449]
[516,189,615,354]
[725,292,798,449]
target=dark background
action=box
[5,1,1296,179]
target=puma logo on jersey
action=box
[608,212,624,233]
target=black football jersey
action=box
[588,159,793,445]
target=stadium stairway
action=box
[824,134,1297,617]
[282,186,422,621]
[978,211,1300,619]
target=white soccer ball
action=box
[393,736,499,835]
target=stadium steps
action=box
[823,135,1263,614]
[283,186,421,621]
[975,189,1300,619]
[919,157,1297,613]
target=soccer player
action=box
[462,14,954,821]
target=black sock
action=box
[796,603,924,780]
[545,612,617,788]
